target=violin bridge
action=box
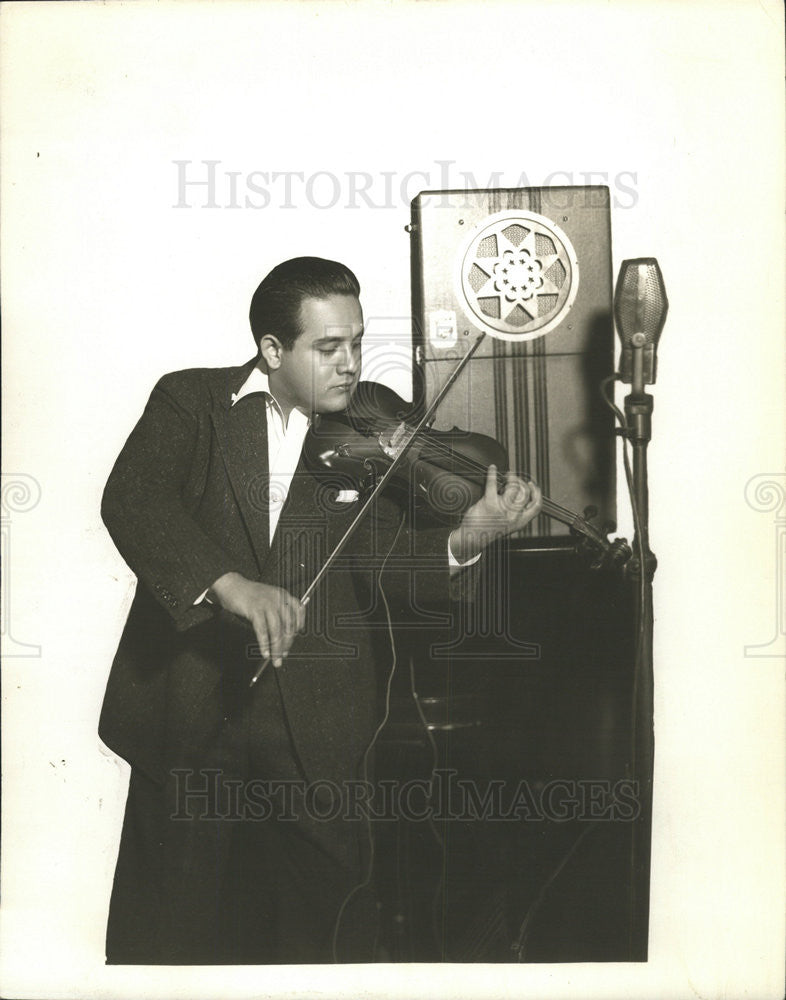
[377,421,412,460]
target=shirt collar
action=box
[231,365,310,428]
[231,365,273,406]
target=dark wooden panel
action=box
[373,548,642,963]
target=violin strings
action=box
[413,434,579,526]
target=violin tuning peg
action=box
[601,520,617,536]
[583,505,598,521]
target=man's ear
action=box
[259,334,285,371]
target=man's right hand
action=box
[207,572,305,668]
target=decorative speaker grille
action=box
[458,211,579,342]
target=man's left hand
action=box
[449,464,542,564]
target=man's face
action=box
[275,294,363,414]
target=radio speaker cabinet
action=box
[409,186,615,540]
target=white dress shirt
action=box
[231,367,312,543]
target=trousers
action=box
[105,665,378,964]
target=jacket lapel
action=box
[209,361,271,576]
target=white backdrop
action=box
[1,2,784,998]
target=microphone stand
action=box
[623,340,657,959]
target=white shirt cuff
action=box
[448,539,482,568]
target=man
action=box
[99,256,541,964]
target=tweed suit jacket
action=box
[99,359,455,788]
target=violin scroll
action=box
[569,509,631,571]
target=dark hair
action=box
[249,257,361,351]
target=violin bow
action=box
[248,332,489,686]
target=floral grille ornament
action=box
[458,211,580,342]
[493,248,544,301]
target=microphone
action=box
[613,258,668,389]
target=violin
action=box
[304,382,629,570]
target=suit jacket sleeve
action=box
[101,372,241,631]
[409,523,483,606]
[349,496,479,629]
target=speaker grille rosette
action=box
[457,210,580,342]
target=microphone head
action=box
[614,258,668,384]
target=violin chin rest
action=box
[348,381,413,429]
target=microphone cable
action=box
[601,371,652,957]
[331,509,406,963]
[600,372,649,771]
[406,653,448,956]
